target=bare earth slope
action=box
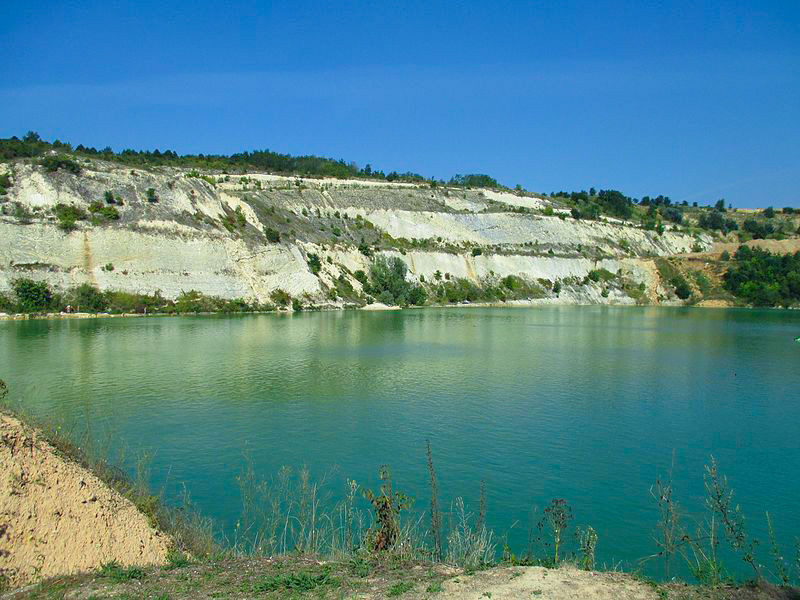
[0,414,170,588]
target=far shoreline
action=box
[0,299,763,322]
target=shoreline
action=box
[0,299,749,321]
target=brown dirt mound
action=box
[0,414,170,589]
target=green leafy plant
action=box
[271,289,291,307]
[704,457,760,580]
[670,275,692,300]
[426,440,443,562]
[265,227,280,243]
[544,498,572,564]
[307,253,322,275]
[364,466,411,552]
[40,154,81,174]
[99,561,146,582]
[11,278,53,313]
[387,581,415,596]
[54,203,86,231]
[89,201,120,221]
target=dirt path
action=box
[435,565,659,599]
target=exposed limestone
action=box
[0,160,713,306]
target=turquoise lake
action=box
[2,306,798,577]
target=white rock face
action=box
[0,223,320,301]
[0,161,711,305]
[363,210,697,255]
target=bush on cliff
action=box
[670,275,692,300]
[11,278,55,313]
[366,256,425,306]
[40,154,81,174]
[68,284,109,312]
[54,203,87,231]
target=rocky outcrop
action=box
[0,160,712,306]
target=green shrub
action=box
[99,561,146,582]
[146,188,158,203]
[222,207,246,232]
[11,278,53,313]
[69,283,108,312]
[501,275,522,290]
[272,289,291,307]
[587,269,615,283]
[334,274,355,299]
[40,154,81,174]
[265,227,281,243]
[104,190,115,204]
[367,255,425,306]
[471,247,482,256]
[723,246,800,307]
[105,290,167,313]
[56,212,77,231]
[670,275,692,300]
[434,277,483,303]
[307,253,322,275]
[54,203,87,231]
[0,292,15,313]
[0,172,11,196]
[89,201,120,221]
[175,290,217,313]
[9,202,32,222]
[235,206,246,227]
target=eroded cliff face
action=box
[0,160,711,307]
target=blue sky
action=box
[1,1,798,207]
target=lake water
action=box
[2,306,798,577]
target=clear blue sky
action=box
[1,1,798,207]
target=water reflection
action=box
[1,306,799,574]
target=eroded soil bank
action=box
[0,413,170,589]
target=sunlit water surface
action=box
[2,306,798,576]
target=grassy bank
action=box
[1,380,799,598]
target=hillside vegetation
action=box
[1,132,798,313]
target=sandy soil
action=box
[0,414,170,588]
[712,239,800,256]
[695,298,735,308]
[435,565,660,600]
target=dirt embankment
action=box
[710,238,800,257]
[0,414,170,589]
